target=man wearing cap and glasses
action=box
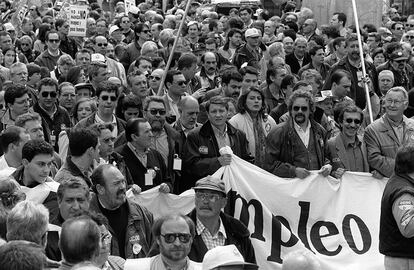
[125,214,200,270]
[377,51,412,90]
[265,89,332,179]
[233,28,263,70]
[187,176,256,264]
[35,30,66,72]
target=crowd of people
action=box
[0,0,413,269]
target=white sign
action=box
[68,5,88,37]
[124,0,136,14]
[132,154,387,270]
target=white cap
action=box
[3,23,15,32]
[202,245,258,270]
[245,28,260,38]
[91,53,106,63]
[109,25,120,36]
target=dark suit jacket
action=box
[326,134,369,173]
[115,144,171,191]
[285,52,311,75]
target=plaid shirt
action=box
[196,218,227,250]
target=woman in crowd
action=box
[1,47,17,69]
[229,87,276,168]
[64,66,88,85]
[33,23,51,54]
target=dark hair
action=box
[38,77,58,93]
[37,23,52,43]
[57,178,90,203]
[151,56,165,69]
[333,12,347,27]
[338,104,363,126]
[205,96,229,112]
[237,87,266,118]
[152,214,195,238]
[125,118,148,142]
[239,6,253,15]
[320,25,340,39]
[4,84,28,105]
[222,70,242,85]
[330,69,351,85]
[134,23,149,35]
[345,33,358,46]
[177,53,197,70]
[26,63,41,77]
[90,164,115,191]
[135,56,152,69]
[395,144,414,174]
[95,81,118,99]
[309,45,324,56]
[55,18,65,29]
[0,126,26,153]
[143,95,166,112]
[332,37,345,51]
[223,28,243,51]
[22,140,53,162]
[266,66,285,86]
[68,128,98,157]
[65,66,85,85]
[45,29,59,41]
[283,29,297,41]
[164,70,182,88]
[121,94,141,111]
[59,216,100,264]
[0,241,45,270]
[372,47,385,60]
[383,42,403,59]
[239,66,258,78]
[285,21,298,33]
[227,17,244,30]
[280,74,297,90]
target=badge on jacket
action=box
[199,146,208,154]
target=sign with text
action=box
[124,0,136,14]
[68,5,88,37]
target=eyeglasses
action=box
[147,108,166,116]
[102,137,116,143]
[385,99,405,106]
[97,43,108,47]
[21,43,31,46]
[176,81,187,86]
[195,192,222,202]
[101,95,117,101]
[142,30,150,34]
[292,106,308,112]
[149,75,161,81]
[41,91,57,98]
[48,39,60,43]
[406,36,414,39]
[344,118,361,125]
[161,233,192,244]
[122,20,130,24]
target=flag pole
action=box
[351,0,374,123]
[157,0,192,96]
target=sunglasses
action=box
[344,118,361,125]
[176,81,187,86]
[21,43,31,46]
[396,27,404,30]
[149,75,161,81]
[161,233,192,244]
[41,91,57,98]
[407,24,414,27]
[293,106,308,112]
[48,39,60,43]
[101,95,117,101]
[122,20,130,23]
[142,30,150,34]
[97,43,108,47]
[147,108,166,116]
[407,36,414,39]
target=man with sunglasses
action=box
[365,87,414,178]
[185,176,256,264]
[76,81,126,138]
[120,23,152,71]
[326,105,369,179]
[34,30,66,72]
[33,78,71,151]
[265,89,331,179]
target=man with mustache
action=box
[377,51,412,90]
[326,105,369,179]
[323,34,379,110]
[186,176,256,263]
[89,164,154,259]
[195,52,221,92]
[265,90,332,179]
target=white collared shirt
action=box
[95,113,118,137]
[294,121,311,148]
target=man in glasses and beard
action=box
[265,89,332,179]
[124,214,199,270]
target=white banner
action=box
[124,0,136,14]
[131,155,387,270]
[68,5,88,37]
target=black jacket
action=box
[183,121,252,189]
[285,52,311,75]
[187,209,256,263]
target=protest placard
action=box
[124,0,136,14]
[68,5,88,37]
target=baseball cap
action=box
[389,51,408,61]
[245,28,260,38]
[202,245,258,270]
[91,53,106,64]
[109,25,120,36]
[193,43,206,52]
[193,176,226,195]
[3,23,15,32]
